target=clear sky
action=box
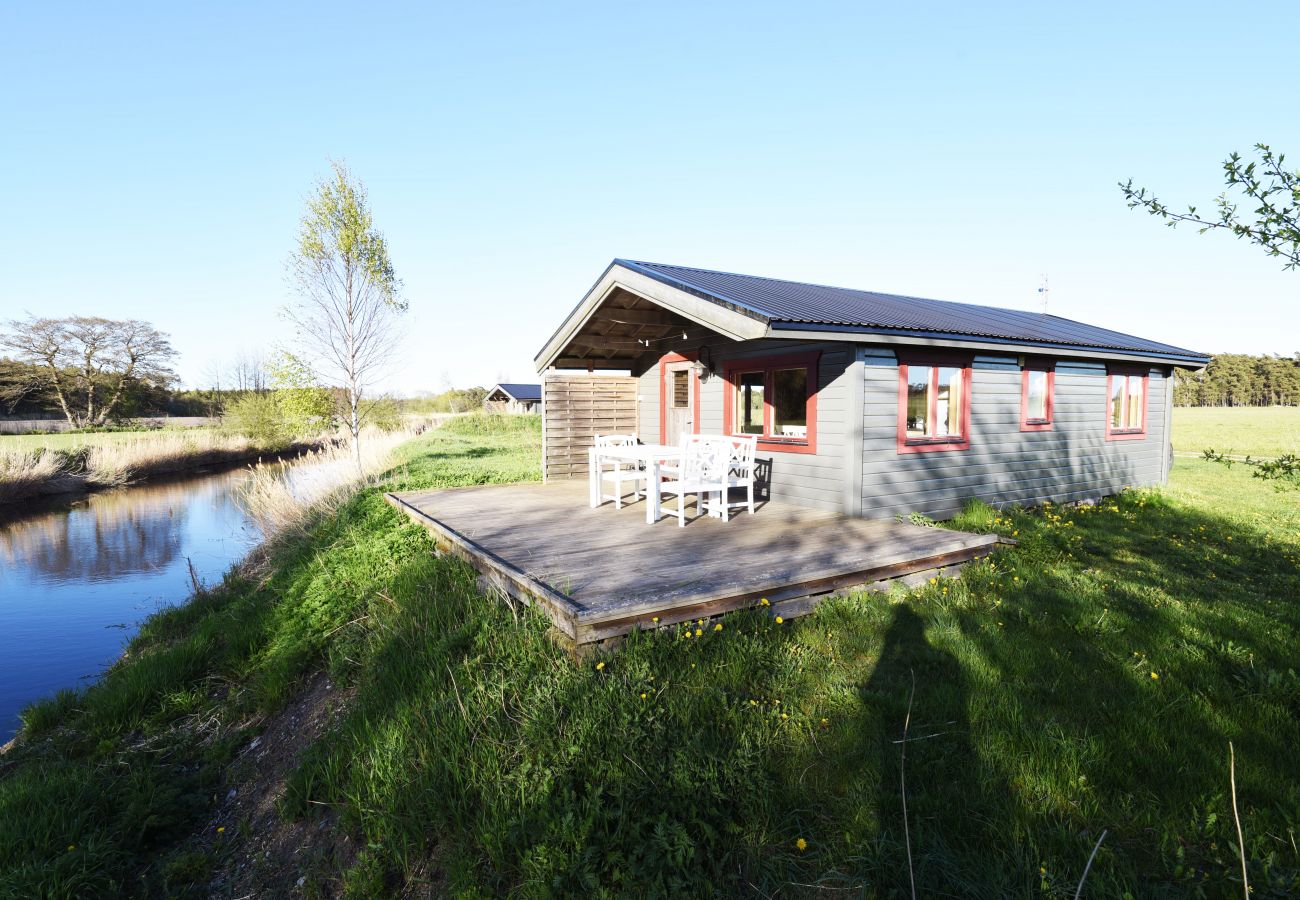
[2,1,1296,393]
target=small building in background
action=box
[484,383,542,414]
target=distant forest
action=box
[1174,353,1300,407]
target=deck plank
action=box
[387,481,1000,643]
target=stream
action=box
[0,466,267,742]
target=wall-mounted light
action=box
[692,345,715,382]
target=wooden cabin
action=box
[484,383,542,415]
[534,259,1210,519]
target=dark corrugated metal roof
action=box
[493,383,542,401]
[617,259,1209,364]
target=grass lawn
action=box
[1172,405,1300,457]
[1,414,1297,896]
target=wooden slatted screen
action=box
[542,373,638,480]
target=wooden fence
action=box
[542,373,638,480]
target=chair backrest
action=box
[680,437,730,484]
[595,434,637,449]
[724,435,757,477]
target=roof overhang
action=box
[536,261,1211,372]
[534,262,769,371]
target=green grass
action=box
[0,428,216,451]
[2,411,1297,896]
[1172,405,1300,457]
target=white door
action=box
[664,362,694,445]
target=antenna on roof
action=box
[1037,274,1050,314]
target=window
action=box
[1020,362,1055,432]
[672,369,690,408]
[735,371,764,434]
[722,352,819,454]
[1106,368,1148,440]
[772,368,808,438]
[897,353,972,453]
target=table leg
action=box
[646,459,661,524]
[589,449,600,508]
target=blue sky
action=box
[2,1,1296,393]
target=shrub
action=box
[222,394,288,446]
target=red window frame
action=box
[721,351,819,454]
[657,351,702,444]
[1020,360,1055,432]
[1105,366,1149,441]
[896,351,973,454]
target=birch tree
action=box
[285,161,405,470]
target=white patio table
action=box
[588,443,683,524]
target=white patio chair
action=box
[721,434,758,516]
[594,434,646,509]
[658,437,731,526]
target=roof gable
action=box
[490,383,542,401]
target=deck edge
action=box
[385,492,583,639]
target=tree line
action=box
[1174,353,1300,407]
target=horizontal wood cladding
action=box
[542,373,638,481]
[637,338,856,512]
[861,362,1169,518]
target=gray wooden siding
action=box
[635,337,856,512]
[632,337,1172,520]
[860,349,1171,519]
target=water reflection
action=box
[0,467,264,741]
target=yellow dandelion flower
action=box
[697,618,704,625]
[651,616,659,623]
[695,628,703,637]
[820,717,829,726]
[714,623,723,632]
[781,712,788,720]
[640,692,648,700]
[795,837,808,851]
[217,826,226,834]
[760,598,770,606]
[775,616,784,624]
[1150,671,1159,680]
[595,661,605,671]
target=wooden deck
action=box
[386,481,1002,646]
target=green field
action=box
[1172,405,1300,458]
[0,427,213,452]
[1,413,1297,896]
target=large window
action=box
[1020,362,1055,432]
[897,354,972,453]
[1106,368,1148,440]
[722,352,819,454]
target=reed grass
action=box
[0,450,64,503]
[239,427,421,542]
